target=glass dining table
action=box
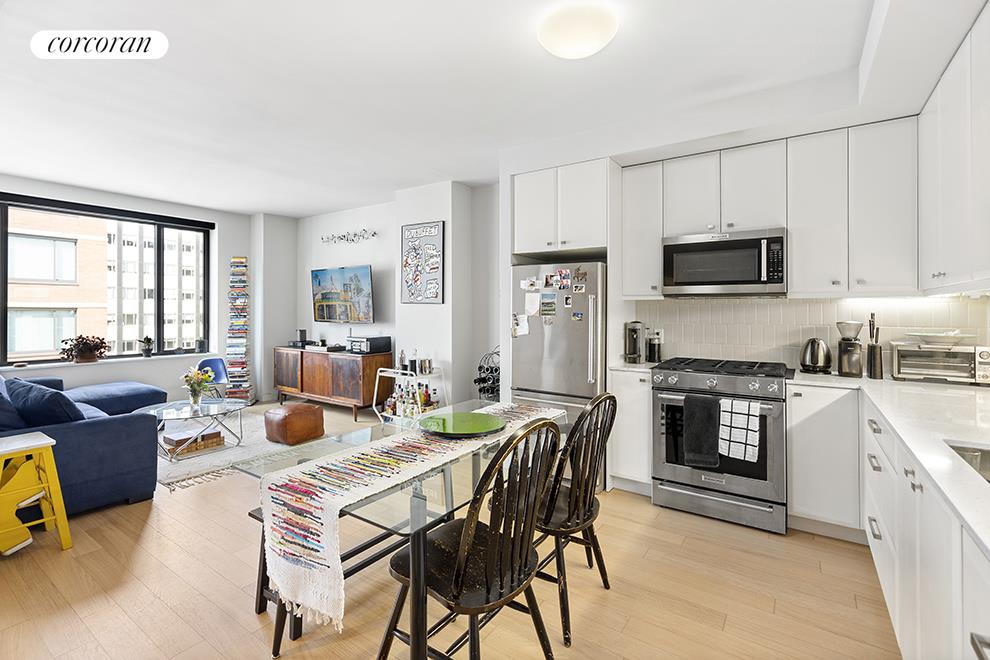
[235,399,568,659]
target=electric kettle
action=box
[800,338,832,374]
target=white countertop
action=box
[609,362,653,374]
[788,372,990,558]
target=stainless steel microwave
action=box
[662,228,786,296]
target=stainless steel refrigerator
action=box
[510,262,605,421]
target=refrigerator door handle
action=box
[587,294,597,384]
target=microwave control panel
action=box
[767,239,784,283]
[977,347,990,383]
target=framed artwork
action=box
[400,220,444,304]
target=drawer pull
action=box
[904,467,915,478]
[867,516,882,541]
[867,454,882,472]
[791,392,803,398]
[867,419,882,434]
[910,481,924,493]
[972,632,990,660]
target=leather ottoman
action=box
[264,403,324,445]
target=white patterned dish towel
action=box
[718,399,761,462]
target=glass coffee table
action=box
[136,398,246,462]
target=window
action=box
[9,234,76,282]
[2,196,212,363]
[7,309,76,359]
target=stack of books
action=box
[226,256,256,403]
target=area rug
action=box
[156,401,375,488]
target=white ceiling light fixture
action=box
[538,3,619,60]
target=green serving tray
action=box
[418,412,507,438]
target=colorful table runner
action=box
[260,402,563,630]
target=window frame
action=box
[0,192,213,365]
[7,233,78,284]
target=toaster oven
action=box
[891,341,990,385]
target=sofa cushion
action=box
[6,379,84,427]
[75,402,109,420]
[66,381,167,416]
[0,377,27,432]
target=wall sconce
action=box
[321,228,378,245]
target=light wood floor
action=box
[0,474,900,659]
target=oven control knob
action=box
[653,374,663,384]
[981,350,990,360]
[667,375,679,385]
[706,378,718,389]
[748,381,760,391]
[767,383,779,393]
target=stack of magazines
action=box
[226,256,255,403]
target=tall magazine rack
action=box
[226,257,256,404]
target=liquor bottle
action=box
[399,349,407,372]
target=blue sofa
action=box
[0,376,166,515]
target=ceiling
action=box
[0,0,892,217]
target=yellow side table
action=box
[0,432,71,555]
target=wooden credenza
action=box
[273,348,393,421]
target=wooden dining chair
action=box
[534,392,617,647]
[377,417,561,660]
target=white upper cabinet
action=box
[513,168,557,253]
[848,117,919,296]
[558,159,608,250]
[787,129,849,297]
[919,91,942,291]
[936,36,973,287]
[786,385,861,528]
[662,152,720,236]
[971,11,990,281]
[513,160,609,254]
[620,163,663,297]
[720,140,787,231]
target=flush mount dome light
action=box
[538,3,618,59]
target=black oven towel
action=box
[683,394,721,468]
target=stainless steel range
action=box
[651,357,791,534]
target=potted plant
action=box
[182,366,214,406]
[140,336,154,358]
[59,335,110,364]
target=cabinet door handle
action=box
[560,240,569,245]
[903,467,915,478]
[856,278,866,285]
[650,284,659,291]
[791,391,803,398]
[639,378,648,383]
[831,280,842,286]
[707,224,716,231]
[546,241,554,246]
[867,516,882,541]
[867,454,882,472]
[911,481,924,493]
[726,222,735,228]
[972,632,990,660]
[867,419,882,434]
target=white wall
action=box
[0,173,253,399]
[470,183,500,369]
[296,201,398,347]
[252,213,299,401]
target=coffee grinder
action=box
[624,321,646,364]
[836,321,864,378]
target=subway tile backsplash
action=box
[636,297,989,368]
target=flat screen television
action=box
[311,265,374,324]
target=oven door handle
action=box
[657,392,781,417]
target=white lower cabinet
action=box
[963,530,990,659]
[858,412,962,660]
[608,369,653,486]
[786,385,860,528]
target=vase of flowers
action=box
[140,336,154,358]
[182,366,214,406]
[59,335,110,364]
